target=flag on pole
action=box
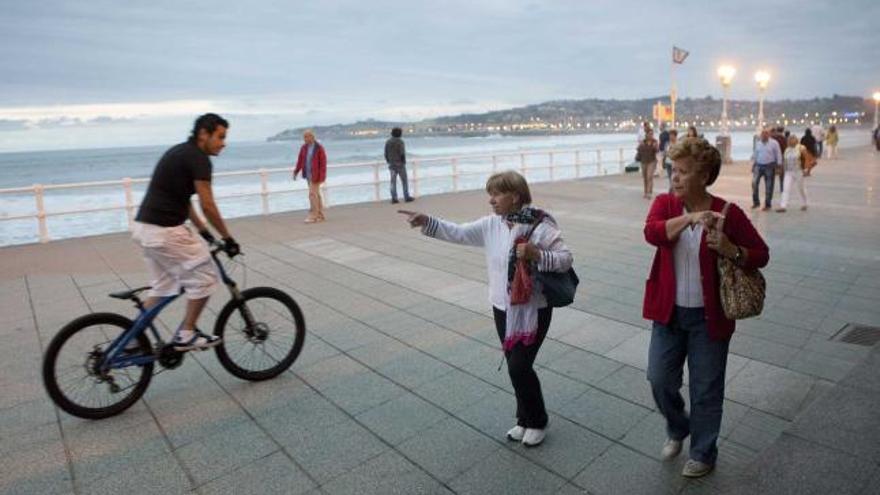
[672,46,689,64]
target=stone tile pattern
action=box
[1,146,878,494]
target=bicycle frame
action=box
[100,247,243,371]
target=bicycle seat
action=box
[108,286,152,300]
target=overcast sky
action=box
[1,0,877,151]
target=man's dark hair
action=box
[669,129,678,136]
[189,113,229,141]
[391,127,403,138]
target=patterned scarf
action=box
[503,206,543,351]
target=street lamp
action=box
[717,65,736,163]
[873,91,880,130]
[755,71,771,133]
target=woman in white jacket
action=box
[399,171,573,447]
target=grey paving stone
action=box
[537,369,592,410]
[724,360,816,420]
[356,393,449,446]
[559,387,651,440]
[733,433,875,495]
[729,333,799,368]
[725,408,791,453]
[603,330,652,371]
[788,383,880,463]
[177,419,279,486]
[595,365,655,409]
[0,423,71,495]
[78,453,191,495]
[786,349,858,381]
[456,391,519,439]
[368,349,455,389]
[397,416,501,482]
[450,447,567,495]
[515,414,612,479]
[319,450,445,495]
[413,368,504,414]
[197,451,316,495]
[620,411,674,460]
[543,348,623,385]
[838,350,880,393]
[572,444,685,495]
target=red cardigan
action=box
[642,193,769,340]
[294,143,327,183]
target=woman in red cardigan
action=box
[293,130,327,223]
[643,137,769,478]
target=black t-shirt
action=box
[135,141,212,226]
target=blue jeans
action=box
[647,306,730,465]
[389,166,411,201]
[752,163,775,208]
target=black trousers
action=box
[493,306,552,429]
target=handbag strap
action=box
[524,211,546,241]
[717,202,731,234]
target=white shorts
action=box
[131,222,219,300]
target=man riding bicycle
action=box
[132,113,240,351]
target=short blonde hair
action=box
[787,135,799,147]
[667,137,722,186]
[485,170,532,205]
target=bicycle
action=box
[42,241,306,420]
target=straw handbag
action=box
[716,203,765,319]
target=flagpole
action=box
[671,58,676,129]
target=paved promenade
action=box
[2,145,879,495]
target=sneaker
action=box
[391,199,400,204]
[172,329,222,351]
[661,439,683,461]
[404,197,415,202]
[522,428,546,447]
[506,425,525,442]
[776,208,786,213]
[681,459,714,478]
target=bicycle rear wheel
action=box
[214,287,305,381]
[42,313,154,419]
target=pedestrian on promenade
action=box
[663,130,679,191]
[771,126,787,195]
[812,123,825,158]
[825,125,839,159]
[800,128,818,176]
[385,127,414,204]
[399,171,573,448]
[643,137,770,478]
[637,128,660,198]
[686,126,699,139]
[638,121,651,143]
[750,128,783,210]
[778,135,808,212]
[132,113,240,350]
[293,130,327,223]
[874,126,880,151]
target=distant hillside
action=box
[268,95,872,141]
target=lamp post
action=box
[717,65,736,163]
[873,92,880,130]
[755,71,770,134]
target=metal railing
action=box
[0,145,630,244]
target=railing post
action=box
[492,155,498,173]
[122,177,135,229]
[411,160,419,198]
[34,184,48,243]
[618,148,625,173]
[548,152,555,181]
[451,158,459,191]
[520,153,526,175]
[574,150,581,177]
[259,169,269,215]
[596,149,603,175]
[374,163,381,201]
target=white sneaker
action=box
[172,329,222,351]
[506,425,525,442]
[522,428,546,447]
[681,459,714,478]
[661,439,683,460]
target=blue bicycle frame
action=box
[99,248,238,371]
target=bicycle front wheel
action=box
[214,287,305,381]
[42,313,154,419]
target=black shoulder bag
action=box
[525,213,580,307]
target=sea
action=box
[0,129,867,247]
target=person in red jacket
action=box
[293,130,327,223]
[642,137,769,478]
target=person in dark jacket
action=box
[643,137,769,478]
[800,128,818,177]
[637,129,660,199]
[384,127,414,204]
